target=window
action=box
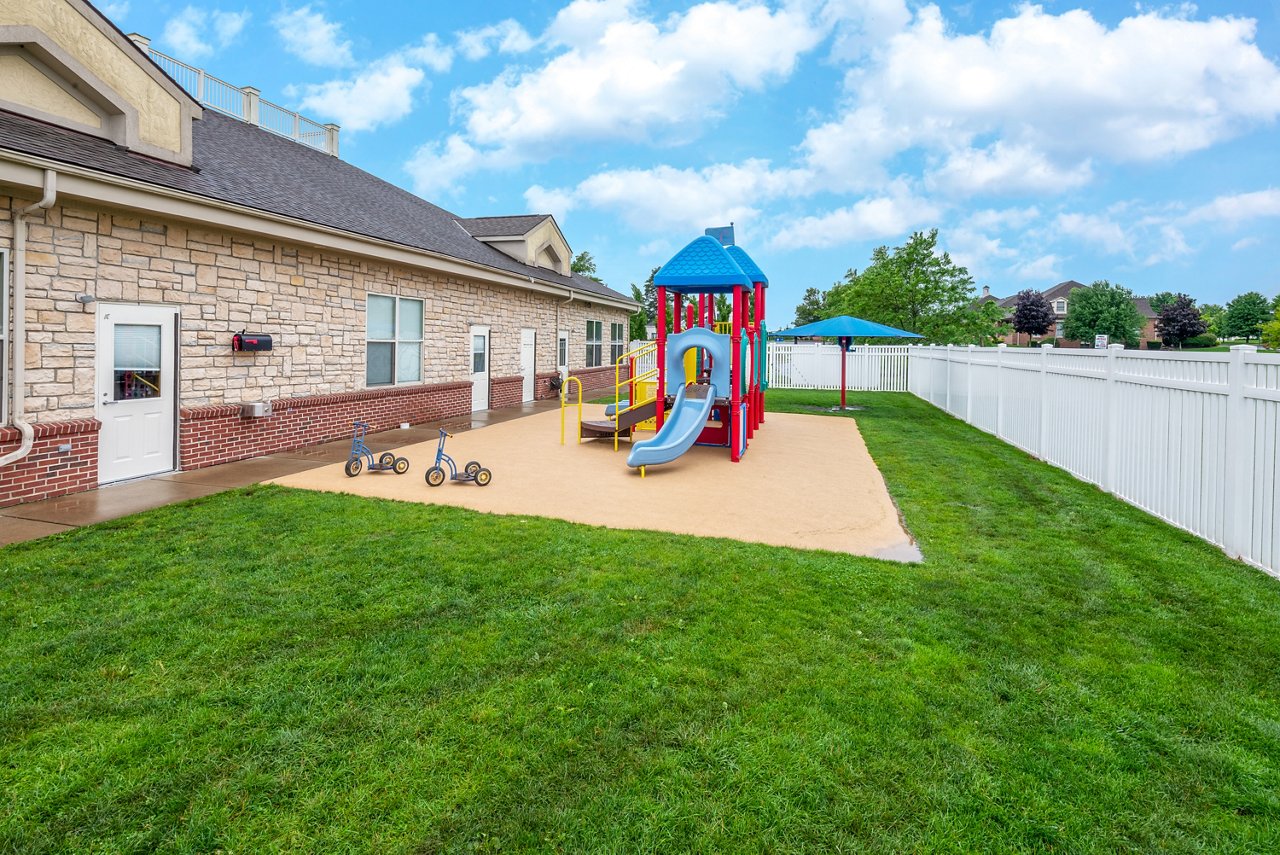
[1054,321,1064,339]
[0,250,7,423]
[610,322,625,364]
[366,293,423,386]
[586,320,602,368]
[1054,299,1066,313]
[558,332,568,371]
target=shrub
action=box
[1182,333,1218,348]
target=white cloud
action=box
[1183,189,1280,224]
[273,6,355,67]
[1232,236,1261,251]
[1054,212,1131,254]
[452,1,824,165]
[406,135,495,197]
[770,187,942,249]
[800,4,1280,196]
[100,1,130,21]
[162,7,249,60]
[524,184,579,224]
[456,19,536,61]
[1143,224,1192,266]
[927,143,1093,196]
[404,33,454,73]
[1014,254,1061,281]
[294,57,424,132]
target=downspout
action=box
[559,286,575,383]
[1,169,57,469]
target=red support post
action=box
[673,293,683,334]
[656,285,667,432]
[758,286,766,423]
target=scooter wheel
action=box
[393,457,410,475]
[425,466,446,487]
[344,457,363,478]
[378,452,396,468]
[464,460,482,476]
[474,468,492,487]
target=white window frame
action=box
[609,321,625,365]
[365,292,424,387]
[0,249,8,424]
[1055,299,1066,313]
[586,320,603,368]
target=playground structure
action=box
[562,234,769,475]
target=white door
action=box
[97,304,177,483]
[470,325,490,411]
[557,329,569,379]
[520,328,536,403]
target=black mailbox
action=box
[232,331,273,352]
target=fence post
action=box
[324,123,341,157]
[241,86,260,125]
[1223,345,1256,559]
[1038,343,1052,458]
[1103,343,1124,493]
[945,344,954,414]
[995,343,1006,439]
[966,344,976,424]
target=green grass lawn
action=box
[4,391,1280,852]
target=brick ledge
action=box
[0,418,101,442]
[180,381,474,421]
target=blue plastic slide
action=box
[627,383,717,469]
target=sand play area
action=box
[270,407,918,560]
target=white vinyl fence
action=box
[909,344,1280,578]
[626,341,910,392]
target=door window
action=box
[113,324,162,400]
[472,335,487,373]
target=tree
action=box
[1199,303,1225,337]
[1222,291,1272,342]
[823,230,997,343]
[628,284,647,341]
[1149,291,1178,313]
[1011,289,1054,344]
[571,251,602,282]
[1155,293,1207,348]
[1062,280,1145,348]
[793,287,827,326]
[1272,293,1280,313]
[1261,306,1280,351]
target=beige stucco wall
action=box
[0,0,183,155]
[0,53,101,128]
[0,196,633,422]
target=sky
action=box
[99,0,1280,324]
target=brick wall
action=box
[179,380,471,470]
[489,375,524,410]
[0,419,100,508]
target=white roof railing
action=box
[129,34,339,157]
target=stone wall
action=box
[0,196,633,422]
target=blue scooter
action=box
[425,428,491,487]
[344,421,410,477]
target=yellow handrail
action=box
[613,342,659,450]
[559,376,583,445]
[714,321,732,335]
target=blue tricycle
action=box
[344,421,410,477]
[425,428,491,487]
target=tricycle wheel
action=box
[344,457,363,478]
[393,457,410,475]
[474,468,492,487]
[464,460,482,476]
[378,451,396,468]
[425,466,446,487]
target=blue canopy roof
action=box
[725,245,768,286]
[653,236,753,294]
[774,315,924,339]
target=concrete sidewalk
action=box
[0,400,560,547]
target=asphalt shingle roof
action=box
[0,109,632,305]
[458,215,552,238]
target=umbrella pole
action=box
[840,343,847,409]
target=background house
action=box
[0,0,637,507]
[979,281,1158,347]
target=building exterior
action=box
[979,281,1158,348]
[0,0,637,507]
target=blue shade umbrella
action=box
[774,315,923,409]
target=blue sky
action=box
[101,0,1280,323]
